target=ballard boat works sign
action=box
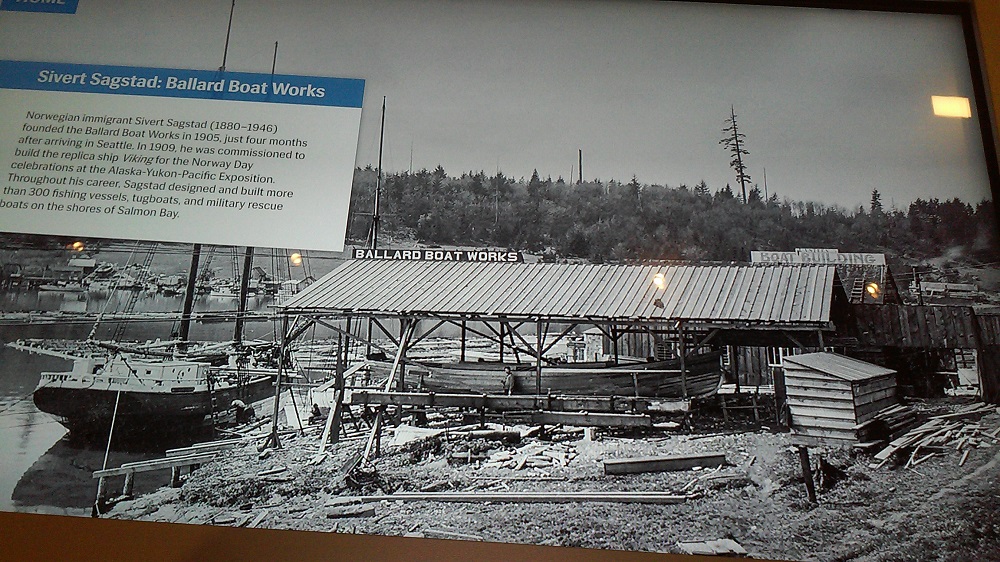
[751,248,886,265]
[353,248,523,262]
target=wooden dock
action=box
[93,438,245,501]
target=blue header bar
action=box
[0,0,79,14]
[0,60,365,108]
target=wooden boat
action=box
[399,350,723,398]
[33,355,275,446]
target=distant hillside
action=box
[346,167,1000,266]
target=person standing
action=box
[501,366,515,395]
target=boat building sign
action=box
[352,248,523,262]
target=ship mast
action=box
[366,97,386,249]
[180,0,239,349]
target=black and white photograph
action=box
[2,1,1000,561]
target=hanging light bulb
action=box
[865,282,881,299]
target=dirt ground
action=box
[106,398,1000,562]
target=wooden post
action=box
[611,325,619,365]
[798,445,817,503]
[536,319,543,395]
[733,346,741,394]
[343,316,352,375]
[269,314,290,449]
[678,321,688,399]
[499,322,505,363]
[460,320,467,362]
[170,467,180,488]
[122,473,134,496]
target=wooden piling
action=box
[798,445,817,503]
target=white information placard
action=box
[0,61,364,251]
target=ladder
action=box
[850,277,866,303]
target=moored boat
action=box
[32,354,275,446]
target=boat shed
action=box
[276,260,850,389]
[279,260,843,330]
[783,352,897,444]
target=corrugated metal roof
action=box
[279,260,837,326]
[784,352,895,381]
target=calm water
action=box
[0,289,283,516]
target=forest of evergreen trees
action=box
[346,166,999,267]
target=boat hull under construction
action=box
[32,356,275,446]
[406,351,724,397]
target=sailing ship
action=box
[31,243,279,445]
[33,354,274,444]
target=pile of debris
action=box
[478,442,578,470]
[870,402,998,469]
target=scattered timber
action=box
[870,403,997,468]
[603,453,727,475]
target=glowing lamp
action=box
[931,96,972,118]
[653,272,665,289]
[289,252,303,266]
[865,282,881,299]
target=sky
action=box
[0,0,993,212]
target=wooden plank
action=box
[677,538,748,556]
[791,427,858,443]
[783,376,854,391]
[166,439,244,457]
[856,397,898,423]
[854,376,896,395]
[325,504,376,519]
[94,452,217,478]
[341,491,691,504]
[529,411,652,428]
[421,529,485,542]
[603,453,726,475]
[784,386,853,400]
[785,397,856,413]
[787,405,857,421]
[789,415,860,431]
[854,387,897,407]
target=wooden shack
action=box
[783,352,897,444]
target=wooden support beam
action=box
[603,453,727,475]
[530,411,652,428]
[348,390,667,414]
[337,491,691,504]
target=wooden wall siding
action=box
[978,346,1000,404]
[850,304,979,348]
[784,366,898,441]
[853,376,897,424]
[734,347,771,387]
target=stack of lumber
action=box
[854,403,918,449]
[870,402,998,468]
[480,442,577,470]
